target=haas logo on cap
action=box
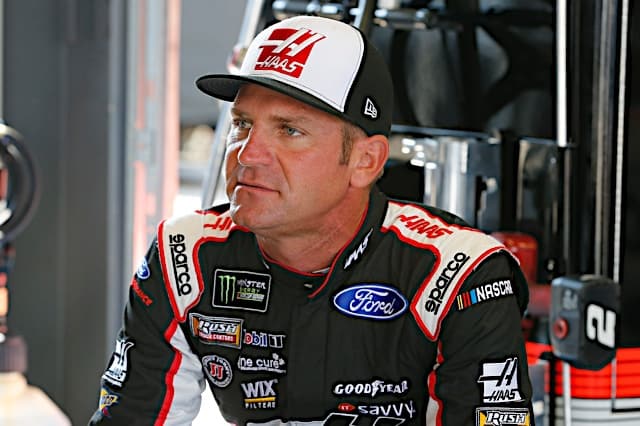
[255,27,326,78]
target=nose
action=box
[236,126,270,167]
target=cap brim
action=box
[196,74,344,122]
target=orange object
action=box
[526,342,640,399]
[492,231,539,285]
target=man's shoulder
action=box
[381,198,497,249]
[157,203,245,241]
[381,199,518,340]
[154,204,250,322]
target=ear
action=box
[349,134,389,188]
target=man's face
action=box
[224,84,354,238]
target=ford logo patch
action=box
[136,258,151,280]
[333,284,408,320]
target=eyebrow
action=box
[272,114,312,126]
[229,107,248,118]
[230,107,313,126]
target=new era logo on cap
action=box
[363,97,378,119]
[255,28,326,78]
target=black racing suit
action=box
[89,187,534,425]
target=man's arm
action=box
[88,242,205,425]
[426,253,534,426]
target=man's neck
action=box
[256,197,368,273]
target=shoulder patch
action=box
[384,202,513,340]
[456,279,515,311]
[382,202,457,244]
[158,209,240,322]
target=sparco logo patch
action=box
[102,338,134,388]
[131,278,153,306]
[333,378,409,397]
[424,252,470,315]
[212,269,271,312]
[169,233,193,297]
[456,279,514,311]
[475,407,531,425]
[189,313,243,348]
[202,354,233,388]
[255,27,326,78]
[333,284,407,320]
[477,357,524,403]
[241,379,278,409]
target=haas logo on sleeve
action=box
[102,338,134,388]
[477,357,524,403]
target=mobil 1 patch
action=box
[212,269,271,312]
[456,279,514,311]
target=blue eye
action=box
[233,118,250,129]
[228,118,251,143]
[284,126,301,136]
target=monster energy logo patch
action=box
[212,269,271,312]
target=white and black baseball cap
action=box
[196,15,394,136]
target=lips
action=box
[238,180,265,189]
[236,181,273,192]
[232,168,279,194]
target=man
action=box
[90,15,534,425]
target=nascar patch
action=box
[476,407,530,425]
[456,279,514,311]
